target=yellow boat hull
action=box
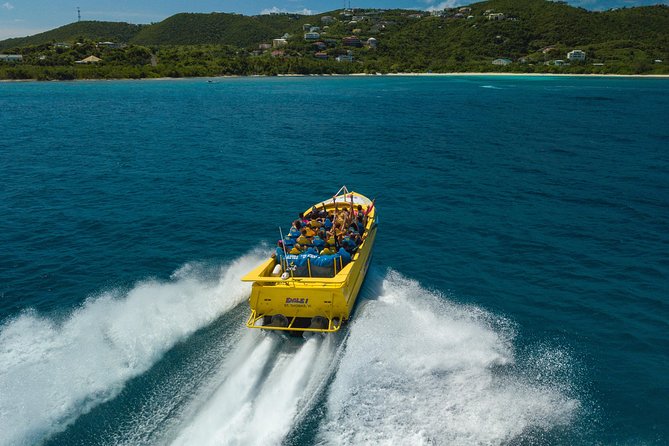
[242,190,377,333]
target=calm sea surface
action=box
[1,76,667,445]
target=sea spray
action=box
[317,270,580,445]
[0,251,264,446]
[170,334,342,446]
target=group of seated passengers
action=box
[276,204,368,258]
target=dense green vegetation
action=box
[1,0,667,80]
[0,21,144,51]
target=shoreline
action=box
[383,72,669,78]
[2,72,669,83]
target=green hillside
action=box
[0,0,667,79]
[130,12,307,47]
[0,21,143,51]
[368,0,669,72]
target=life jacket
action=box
[297,235,310,245]
[313,236,325,248]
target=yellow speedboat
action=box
[242,186,377,333]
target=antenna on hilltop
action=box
[77,7,81,22]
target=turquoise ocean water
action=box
[1,76,667,445]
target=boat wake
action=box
[168,331,343,446]
[0,252,582,446]
[317,270,581,445]
[0,251,264,446]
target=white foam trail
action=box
[171,335,340,446]
[0,251,265,446]
[228,336,324,445]
[170,334,279,446]
[318,270,580,445]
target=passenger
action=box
[320,246,334,255]
[306,246,318,255]
[304,225,316,238]
[337,247,352,264]
[312,234,325,251]
[272,240,285,259]
[341,234,356,253]
[309,217,322,229]
[326,231,337,248]
[364,199,375,216]
[288,226,301,239]
[297,229,310,246]
[338,208,349,225]
[289,243,302,255]
[293,219,302,231]
[323,215,333,231]
[284,234,296,249]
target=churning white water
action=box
[0,256,579,446]
[0,252,264,446]
[317,270,580,445]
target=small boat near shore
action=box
[242,186,377,334]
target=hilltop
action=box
[0,21,144,50]
[0,0,667,79]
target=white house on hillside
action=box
[567,49,586,61]
[0,54,22,62]
[492,58,512,66]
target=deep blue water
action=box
[1,75,668,445]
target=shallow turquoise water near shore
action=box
[1,76,668,445]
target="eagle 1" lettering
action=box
[285,298,309,304]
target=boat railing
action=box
[246,275,348,286]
